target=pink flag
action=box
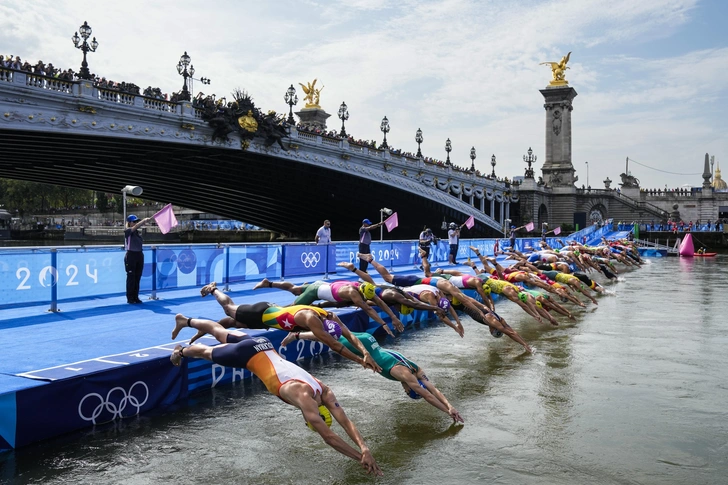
[384,212,399,232]
[464,215,475,229]
[525,221,535,232]
[553,226,562,235]
[153,203,178,234]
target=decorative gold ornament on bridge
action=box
[238,110,258,132]
[78,106,96,114]
[540,51,571,86]
[299,79,324,109]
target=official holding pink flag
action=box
[124,214,152,304]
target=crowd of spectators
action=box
[1,53,172,100]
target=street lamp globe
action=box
[380,116,390,149]
[470,146,477,172]
[445,138,452,166]
[415,128,423,158]
[490,154,497,178]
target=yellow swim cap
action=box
[359,282,376,300]
[400,304,414,315]
[451,296,461,306]
[305,404,332,430]
[482,284,491,295]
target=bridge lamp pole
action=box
[445,138,452,166]
[71,21,99,80]
[470,146,477,172]
[380,116,390,149]
[176,52,194,101]
[523,147,536,178]
[380,207,393,241]
[284,85,298,124]
[121,186,143,225]
[415,128,423,158]
[338,102,349,136]
[490,154,497,178]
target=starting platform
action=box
[0,263,474,452]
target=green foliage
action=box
[0,179,94,215]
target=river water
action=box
[2,256,727,484]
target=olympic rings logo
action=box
[78,381,149,424]
[300,251,321,268]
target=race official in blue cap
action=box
[358,218,385,272]
[124,214,152,304]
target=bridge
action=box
[0,68,515,239]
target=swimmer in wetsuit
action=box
[169,317,382,476]
[282,329,464,423]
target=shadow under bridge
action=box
[0,129,504,239]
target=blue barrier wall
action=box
[0,237,569,308]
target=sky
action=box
[1,0,726,189]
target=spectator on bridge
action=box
[124,214,152,304]
[315,219,331,245]
[358,219,384,272]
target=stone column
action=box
[540,86,578,187]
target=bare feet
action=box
[469,246,480,255]
[200,281,217,297]
[338,262,356,271]
[170,345,183,366]
[172,313,190,340]
[356,252,373,262]
[281,332,297,347]
[419,249,427,258]
[253,278,271,290]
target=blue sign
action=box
[283,244,328,277]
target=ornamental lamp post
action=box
[415,128,423,158]
[380,116,390,149]
[523,147,537,178]
[470,146,477,172]
[445,138,452,166]
[284,85,298,124]
[338,102,349,137]
[71,21,99,80]
[176,51,194,101]
[490,154,497,178]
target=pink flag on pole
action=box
[525,221,535,232]
[384,212,399,232]
[464,215,475,229]
[153,203,178,234]
[553,226,562,235]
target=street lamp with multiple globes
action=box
[445,138,452,165]
[470,146,477,172]
[523,147,537,178]
[490,154,497,178]
[176,51,195,101]
[338,102,349,137]
[284,84,298,124]
[380,116,390,149]
[415,128,423,158]
[71,21,99,80]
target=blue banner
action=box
[283,244,328,277]
[14,359,185,448]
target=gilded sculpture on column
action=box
[540,52,571,86]
[299,79,325,109]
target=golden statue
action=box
[540,52,571,86]
[237,110,258,132]
[299,79,324,109]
